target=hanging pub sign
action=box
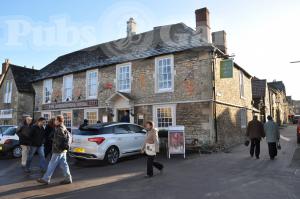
[220,59,233,78]
[168,126,185,159]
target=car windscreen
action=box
[0,126,12,133]
[72,126,114,135]
[3,127,16,136]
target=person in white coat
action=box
[141,121,164,177]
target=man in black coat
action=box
[25,117,47,173]
[16,116,33,167]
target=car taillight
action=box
[4,139,12,144]
[88,137,105,145]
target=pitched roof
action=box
[33,23,212,81]
[10,65,37,93]
[252,78,267,98]
[268,81,286,94]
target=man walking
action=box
[37,115,72,185]
[264,116,280,160]
[16,116,33,168]
[246,115,265,159]
[25,117,47,173]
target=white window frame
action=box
[61,110,72,128]
[3,80,12,103]
[42,112,51,124]
[86,69,98,99]
[62,74,73,102]
[155,55,175,93]
[116,63,132,93]
[153,104,176,129]
[84,109,99,124]
[43,79,52,104]
[0,109,13,119]
[239,71,245,99]
[240,108,247,128]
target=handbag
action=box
[277,142,281,150]
[244,140,250,147]
[145,143,156,156]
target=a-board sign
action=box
[168,126,185,158]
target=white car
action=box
[0,126,22,158]
[69,122,147,164]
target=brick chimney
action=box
[127,18,137,37]
[195,7,211,43]
[212,31,227,54]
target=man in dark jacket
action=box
[37,115,72,185]
[44,118,55,158]
[246,115,265,159]
[16,116,33,167]
[25,117,47,173]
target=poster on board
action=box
[168,126,185,158]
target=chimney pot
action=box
[195,7,211,43]
[127,17,137,37]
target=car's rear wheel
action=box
[12,146,22,158]
[105,146,119,165]
[297,137,300,144]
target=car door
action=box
[128,124,146,151]
[113,125,136,154]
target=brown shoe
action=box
[37,178,49,185]
[59,179,72,185]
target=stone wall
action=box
[214,58,253,109]
[17,92,34,123]
[215,103,252,147]
[176,102,212,144]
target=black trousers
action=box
[268,142,277,159]
[147,155,163,176]
[250,138,260,158]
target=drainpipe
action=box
[211,48,218,143]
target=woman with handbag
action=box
[141,121,164,178]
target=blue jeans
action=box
[26,145,47,171]
[42,152,72,182]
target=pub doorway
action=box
[117,109,130,123]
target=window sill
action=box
[86,96,97,100]
[117,89,131,93]
[155,89,174,94]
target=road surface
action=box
[0,125,299,199]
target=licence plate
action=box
[73,147,85,153]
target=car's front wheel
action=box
[105,146,119,165]
[12,146,22,158]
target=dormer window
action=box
[63,75,73,102]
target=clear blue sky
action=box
[0,0,299,98]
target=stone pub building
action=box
[32,8,253,147]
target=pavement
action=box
[0,125,300,199]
